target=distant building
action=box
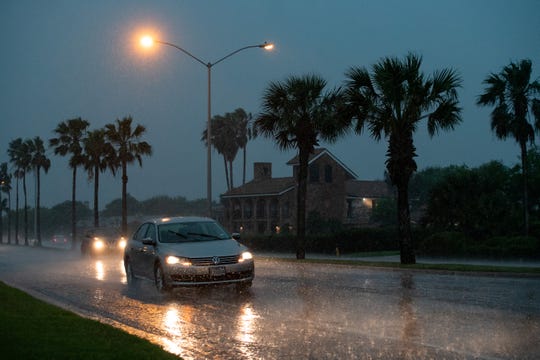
[220,148,393,235]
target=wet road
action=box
[1,244,539,359]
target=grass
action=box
[0,281,180,360]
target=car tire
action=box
[125,260,137,286]
[154,264,170,293]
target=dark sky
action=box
[1,0,539,209]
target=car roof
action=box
[151,216,215,225]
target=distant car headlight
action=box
[93,238,105,250]
[238,251,253,262]
[166,256,191,266]
[118,237,127,250]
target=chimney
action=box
[254,162,272,181]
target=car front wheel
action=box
[154,264,170,293]
[125,260,137,286]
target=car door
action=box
[139,223,158,279]
[128,223,149,276]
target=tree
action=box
[105,116,152,236]
[50,117,90,250]
[477,59,540,236]
[8,138,32,245]
[344,53,462,264]
[83,129,117,228]
[0,162,11,244]
[27,137,51,246]
[230,108,257,186]
[255,74,349,259]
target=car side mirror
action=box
[232,232,241,240]
[142,237,156,246]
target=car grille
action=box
[189,255,239,266]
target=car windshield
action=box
[158,221,230,243]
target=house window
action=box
[347,199,354,218]
[324,165,333,183]
[270,199,279,219]
[309,164,319,182]
[256,199,266,219]
[282,201,290,218]
[232,200,241,219]
[243,199,253,219]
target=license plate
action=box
[210,266,226,276]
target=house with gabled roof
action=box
[220,148,393,235]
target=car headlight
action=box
[118,237,127,250]
[93,238,105,250]
[166,256,191,266]
[238,251,253,262]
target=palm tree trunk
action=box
[71,167,77,250]
[36,167,41,246]
[296,149,309,260]
[121,162,128,236]
[242,146,247,185]
[229,160,234,189]
[223,155,230,191]
[520,141,530,237]
[23,173,28,246]
[396,181,415,264]
[94,165,99,228]
[15,178,19,245]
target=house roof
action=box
[286,148,358,179]
[346,180,393,198]
[221,177,295,198]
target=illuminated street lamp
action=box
[140,35,273,217]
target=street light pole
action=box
[142,37,273,218]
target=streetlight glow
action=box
[140,35,154,48]
[263,42,274,50]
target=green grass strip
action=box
[0,281,180,360]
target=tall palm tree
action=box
[202,113,240,191]
[477,59,540,236]
[0,172,11,244]
[8,138,32,245]
[0,162,9,243]
[105,116,152,236]
[255,74,349,259]
[27,137,51,246]
[83,129,117,228]
[50,117,90,250]
[231,108,257,186]
[344,53,462,264]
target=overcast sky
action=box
[1,0,539,209]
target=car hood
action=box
[157,239,248,258]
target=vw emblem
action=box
[212,256,221,265]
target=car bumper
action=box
[164,261,254,287]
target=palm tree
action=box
[477,59,540,236]
[27,137,51,246]
[0,171,11,244]
[202,113,240,191]
[105,116,152,236]
[255,74,349,259]
[50,117,90,250]
[0,162,10,243]
[83,129,117,228]
[8,138,32,245]
[231,108,257,186]
[344,53,462,264]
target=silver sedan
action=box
[123,216,254,293]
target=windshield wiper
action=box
[187,232,222,240]
[168,230,187,239]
